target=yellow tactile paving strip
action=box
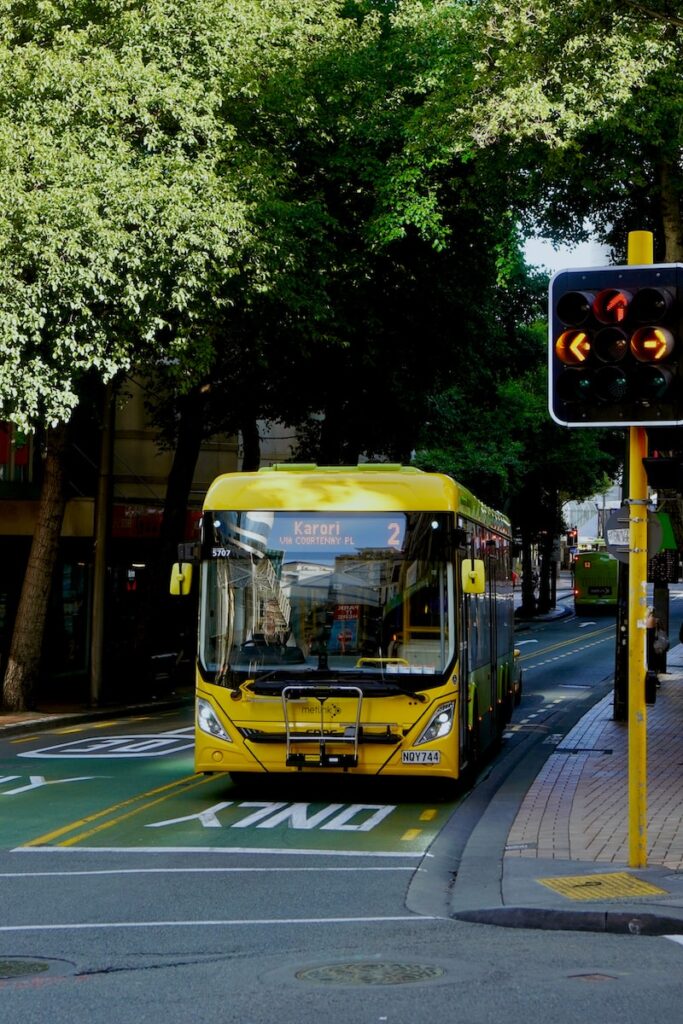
[537,871,668,902]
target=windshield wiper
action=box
[359,679,427,702]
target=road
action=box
[1,597,682,1021]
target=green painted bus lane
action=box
[2,716,457,855]
[0,726,196,850]
[12,767,455,856]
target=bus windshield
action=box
[198,510,455,689]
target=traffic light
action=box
[549,264,683,426]
[566,527,577,546]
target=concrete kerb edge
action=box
[454,906,683,935]
[0,695,194,737]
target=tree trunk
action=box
[2,424,68,711]
[536,533,553,614]
[519,525,537,617]
[145,388,207,668]
[658,158,683,262]
[240,416,261,471]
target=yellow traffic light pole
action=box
[627,229,653,868]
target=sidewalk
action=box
[0,687,193,738]
[451,644,683,935]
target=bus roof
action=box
[203,464,511,536]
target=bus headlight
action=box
[415,702,455,746]
[197,698,232,742]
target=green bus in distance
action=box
[573,550,618,616]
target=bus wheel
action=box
[228,772,252,789]
[495,697,508,738]
[468,697,481,769]
[514,670,523,707]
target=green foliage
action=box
[0,0,353,430]
[416,357,623,532]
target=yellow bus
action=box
[172,464,519,784]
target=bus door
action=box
[487,548,499,723]
[459,552,489,761]
[457,551,471,761]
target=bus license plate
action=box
[401,750,441,764]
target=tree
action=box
[416,357,623,614]
[0,0,351,709]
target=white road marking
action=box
[18,735,194,758]
[0,915,437,933]
[14,845,424,857]
[0,866,415,877]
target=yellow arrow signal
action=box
[631,326,674,362]
[556,330,591,365]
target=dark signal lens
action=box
[556,291,594,326]
[635,365,673,401]
[555,330,591,365]
[594,365,630,402]
[556,368,592,403]
[631,287,672,324]
[593,327,628,364]
[593,289,632,324]
[631,326,674,362]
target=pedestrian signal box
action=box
[549,264,683,427]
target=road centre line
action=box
[0,916,437,933]
[21,773,210,848]
[59,776,216,847]
[518,625,614,662]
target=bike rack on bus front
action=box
[281,684,363,768]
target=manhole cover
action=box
[296,962,445,986]
[0,959,50,979]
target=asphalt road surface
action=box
[2,602,683,1022]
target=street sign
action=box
[604,508,663,564]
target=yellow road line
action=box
[51,714,156,736]
[9,735,41,744]
[22,773,203,847]
[401,829,422,841]
[519,626,614,662]
[59,775,217,847]
[419,809,437,821]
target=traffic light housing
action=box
[549,264,683,426]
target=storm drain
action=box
[0,959,50,979]
[296,962,445,986]
[537,871,668,901]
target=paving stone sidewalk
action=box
[505,646,683,871]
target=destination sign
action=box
[272,513,406,553]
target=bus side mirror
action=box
[170,562,193,596]
[461,558,485,595]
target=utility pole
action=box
[547,228,683,868]
[626,230,651,869]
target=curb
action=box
[0,694,193,738]
[454,906,683,935]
